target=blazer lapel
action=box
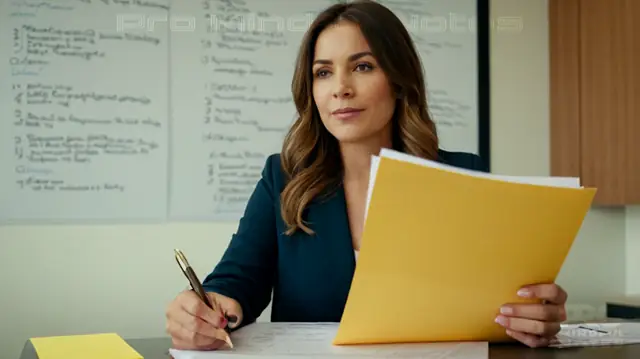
[306,184,356,284]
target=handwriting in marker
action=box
[3,0,172,222]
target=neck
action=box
[340,135,392,183]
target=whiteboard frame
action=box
[477,0,491,172]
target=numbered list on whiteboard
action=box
[0,0,170,221]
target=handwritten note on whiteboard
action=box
[376,0,479,153]
[168,322,488,359]
[169,0,337,221]
[0,0,170,222]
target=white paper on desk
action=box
[169,322,488,358]
[551,322,640,348]
[365,149,581,219]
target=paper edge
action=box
[378,148,582,188]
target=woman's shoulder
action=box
[258,152,286,193]
[436,148,488,172]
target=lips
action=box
[331,107,364,120]
[332,107,363,115]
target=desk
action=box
[19,337,640,359]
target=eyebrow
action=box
[312,51,373,66]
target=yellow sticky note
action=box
[30,333,143,359]
[334,155,596,345]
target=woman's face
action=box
[311,20,396,145]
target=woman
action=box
[165,0,567,350]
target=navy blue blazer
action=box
[202,149,487,328]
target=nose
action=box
[332,73,354,99]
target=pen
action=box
[174,248,234,348]
[577,325,608,334]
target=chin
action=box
[330,131,369,144]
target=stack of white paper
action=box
[551,322,640,348]
[168,322,488,358]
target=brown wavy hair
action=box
[280,0,439,235]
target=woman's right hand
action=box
[165,290,243,350]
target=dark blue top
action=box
[202,149,487,328]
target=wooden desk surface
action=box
[19,336,640,359]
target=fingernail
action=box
[517,288,532,297]
[500,306,513,315]
[495,315,508,326]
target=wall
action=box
[628,206,640,295]
[0,0,633,358]
[490,0,628,317]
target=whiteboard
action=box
[0,0,170,222]
[0,0,486,223]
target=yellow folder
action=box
[333,152,596,345]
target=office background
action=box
[1,0,638,358]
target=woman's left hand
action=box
[495,283,567,348]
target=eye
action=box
[355,62,373,72]
[314,69,330,78]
